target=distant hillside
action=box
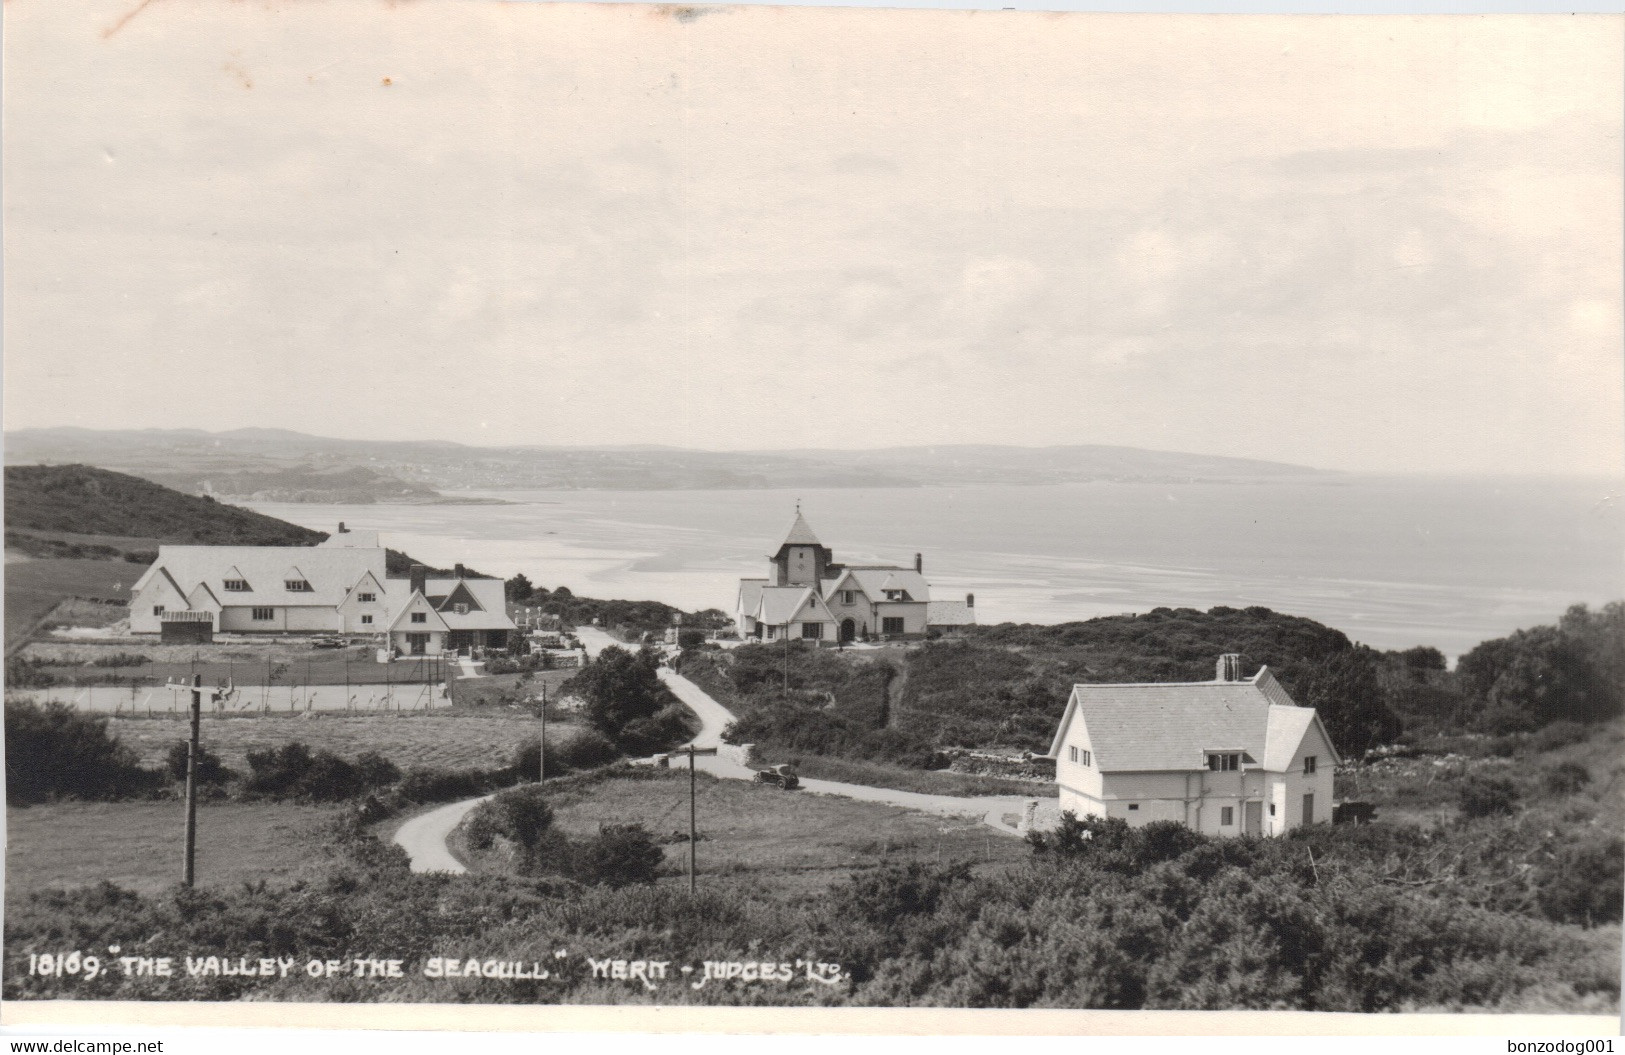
[5,465,326,547]
[5,427,1325,495]
[3,464,441,576]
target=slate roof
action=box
[136,545,386,608]
[779,511,823,548]
[824,567,931,604]
[1046,668,1340,773]
[737,579,768,618]
[926,600,976,626]
[756,585,830,625]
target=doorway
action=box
[408,633,429,656]
[840,618,856,643]
[1245,800,1263,836]
[1302,793,1315,826]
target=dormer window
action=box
[454,603,469,615]
[842,590,855,605]
[285,579,312,593]
[1207,753,1240,772]
[357,592,376,603]
[223,579,250,592]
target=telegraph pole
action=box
[537,681,547,783]
[183,673,202,888]
[685,744,719,894]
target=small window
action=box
[801,622,823,640]
[1080,750,1090,767]
[842,590,855,605]
[285,579,312,593]
[360,614,373,625]
[411,612,427,624]
[882,617,906,634]
[153,605,165,617]
[357,592,376,603]
[454,603,469,615]
[1207,753,1240,772]
[223,579,249,592]
[1127,804,1139,811]
[1068,746,1078,764]
[1303,755,1317,775]
[252,607,274,621]
[1221,806,1234,826]
[1269,803,1276,816]
[765,626,776,640]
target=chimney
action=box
[914,552,923,574]
[410,564,427,597]
[1216,654,1243,682]
[454,563,466,579]
[337,521,348,534]
[966,592,975,609]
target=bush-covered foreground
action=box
[5,806,1617,1010]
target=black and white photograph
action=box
[2,0,1621,1035]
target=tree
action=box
[569,645,670,740]
[1297,646,1403,759]
[505,573,535,602]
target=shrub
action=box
[4,700,161,804]
[397,766,491,804]
[163,741,231,785]
[1542,761,1592,797]
[512,730,620,778]
[242,742,397,802]
[1458,774,1519,819]
[466,784,555,859]
[1537,835,1624,926]
[619,703,695,756]
[570,823,663,888]
[91,652,150,668]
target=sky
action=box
[3,3,1621,474]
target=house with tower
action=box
[734,509,975,644]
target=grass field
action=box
[3,558,134,650]
[460,768,1029,895]
[103,712,590,772]
[5,800,342,898]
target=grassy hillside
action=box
[5,464,325,549]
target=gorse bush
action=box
[164,741,231,786]
[242,742,398,803]
[463,785,664,887]
[1458,774,1519,819]
[4,700,162,804]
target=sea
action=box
[244,475,1625,660]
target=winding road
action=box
[392,626,1046,873]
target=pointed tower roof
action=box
[780,509,823,547]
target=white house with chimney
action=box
[735,510,975,644]
[129,525,514,655]
[1047,654,1339,836]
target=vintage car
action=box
[753,763,800,790]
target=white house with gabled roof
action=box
[735,509,975,643]
[129,526,515,654]
[1047,654,1339,836]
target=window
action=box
[1080,750,1090,767]
[360,614,373,625]
[1303,755,1317,775]
[765,626,776,640]
[842,590,855,605]
[252,607,274,621]
[1269,803,1276,816]
[285,579,312,592]
[882,617,906,635]
[153,605,165,617]
[1221,806,1234,826]
[1207,753,1240,772]
[1068,746,1078,763]
[411,612,427,624]
[223,579,249,592]
[1127,804,1139,811]
[357,592,376,603]
[801,622,823,640]
[454,603,469,615]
